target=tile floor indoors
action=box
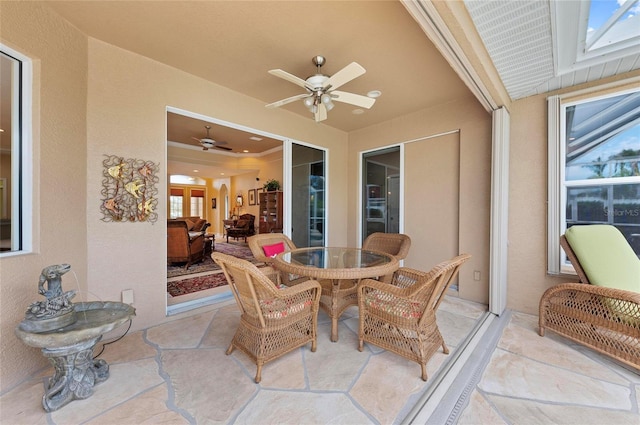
[2,295,638,425]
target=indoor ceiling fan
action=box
[191,125,232,151]
[266,55,378,122]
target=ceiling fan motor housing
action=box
[306,74,329,91]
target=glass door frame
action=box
[357,143,404,246]
[283,139,329,246]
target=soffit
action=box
[464,0,640,101]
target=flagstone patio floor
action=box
[2,295,638,424]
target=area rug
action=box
[167,272,229,297]
[167,241,259,278]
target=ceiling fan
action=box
[191,125,232,151]
[266,55,377,122]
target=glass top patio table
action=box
[276,247,398,279]
[273,247,399,342]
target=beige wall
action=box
[0,2,89,391]
[85,37,349,336]
[506,94,569,313]
[349,96,492,304]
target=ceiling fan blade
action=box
[191,136,203,143]
[268,69,309,89]
[314,103,328,122]
[214,145,233,151]
[266,93,310,109]
[324,62,366,90]
[331,90,376,109]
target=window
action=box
[549,87,640,273]
[0,45,32,255]
[189,189,204,217]
[169,188,184,219]
[168,185,206,219]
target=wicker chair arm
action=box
[358,277,415,298]
[541,282,640,304]
[393,267,426,280]
[277,279,322,298]
[256,265,281,284]
[392,266,439,287]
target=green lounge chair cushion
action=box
[565,225,640,293]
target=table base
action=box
[319,279,358,342]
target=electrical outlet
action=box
[122,289,134,304]
[473,271,481,281]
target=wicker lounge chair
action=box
[363,232,412,282]
[212,252,322,383]
[357,253,471,380]
[539,225,640,369]
[247,233,306,286]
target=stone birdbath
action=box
[14,264,135,412]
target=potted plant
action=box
[263,179,281,191]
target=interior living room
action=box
[165,109,287,309]
[1,1,639,423]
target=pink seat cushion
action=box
[263,242,285,258]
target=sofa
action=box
[167,217,211,269]
[226,214,255,243]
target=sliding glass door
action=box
[291,144,326,247]
[362,147,400,242]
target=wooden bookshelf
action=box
[259,191,283,233]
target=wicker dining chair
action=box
[539,225,640,369]
[247,233,307,286]
[357,253,471,381]
[212,252,322,383]
[362,232,412,260]
[363,233,411,282]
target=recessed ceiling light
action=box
[0,129,4,132]
[193,169,199,173]
[352,109,365,115]
[367,90,382,98]
[220,172,225,176]
[243,149,249,153]
[249,136,263,141]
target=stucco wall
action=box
[348,97,492,304]
[506,95,570,314]
[0,2,88,392]
[85,38,349,333]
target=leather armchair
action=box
[226,214,255,242]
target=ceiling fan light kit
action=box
[266,55,378,122]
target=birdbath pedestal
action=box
[15,301,135,412]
